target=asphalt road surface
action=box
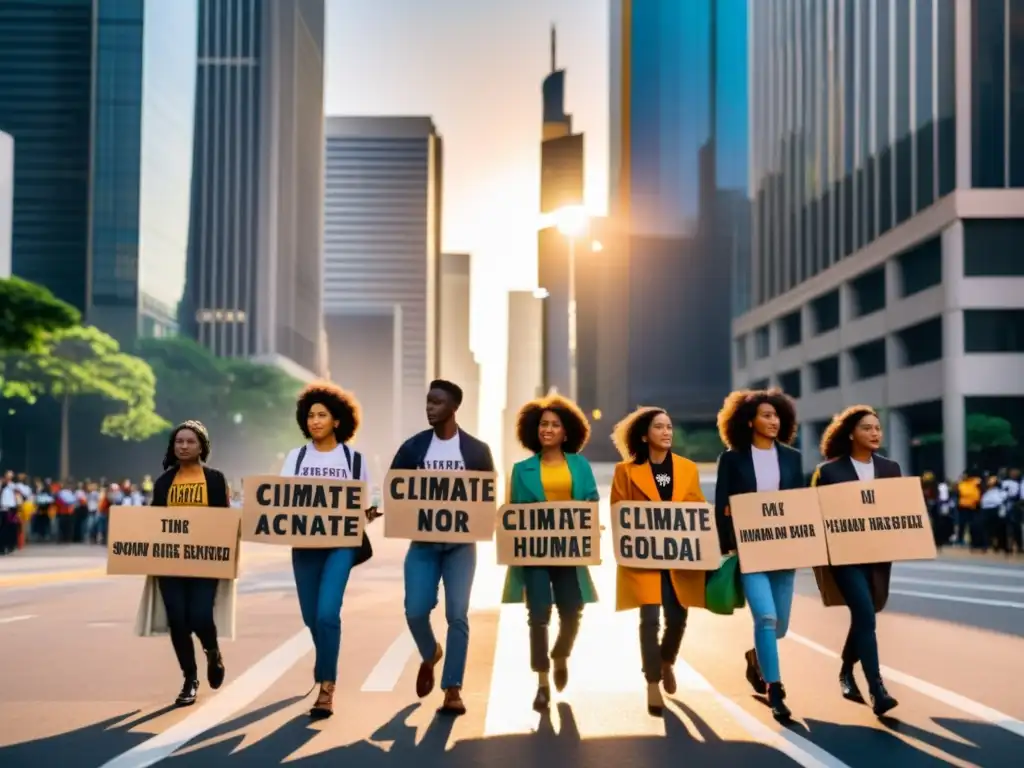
[1,488,1022,767]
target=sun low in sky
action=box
[325,0,608,447]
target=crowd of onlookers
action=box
[923,467,1024,554]
[0,469,152,555]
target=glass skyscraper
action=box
[734,0,1024,479]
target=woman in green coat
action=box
[501,394,600,712]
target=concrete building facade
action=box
[438,253,480,435]
[503,291,545,477]
[733,0,1024,478]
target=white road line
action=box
[0,614,35,624]
[675,661,852,768]
[787,632,1024,740]
[99,628,313,768]
[889,589,1024,609]
[360,629,417,692]
[890,576,1024,594]
[896,562,1024,578]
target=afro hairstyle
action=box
[819,404,878,459]
[716,388,798,451]
[611,406,670,464]
[515,393,591,455]
[295,380,362,444]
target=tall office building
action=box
[438,253,480,435]
[609,0,744,431]
[503,290,544,475]
[733,1,1024,478]
[322,116,443,462]
[0,130,11,278]
[180,0,326,380]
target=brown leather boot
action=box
[416,643,443,698]
[661,662,677,695]
[310,681,336,719]
[438,686,466,715]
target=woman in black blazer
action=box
[811,405,899,716]
[714,388,803,722]
[151,420,230,707]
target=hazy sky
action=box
[325,0,608,444]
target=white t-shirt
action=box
[852,457,875,482]
[280,443,370,483]
[751,443,780,492]
[422,433,465,471]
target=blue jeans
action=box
[292,547,358,682]
[404,541,476,690]
[740,569,796,684]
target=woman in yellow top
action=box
[501,394,600,712]
[610,406,707,716]
[151,420,231,707]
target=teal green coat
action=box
[500,452,600,604]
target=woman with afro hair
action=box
[810,405,900,717]
[610,406,708,716]
[280,381,379,720]
[147,420,231,708]
[714,388,802,722]
[501,393,600,712]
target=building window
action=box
[915,0,936,211]
[778,310,801,349]
[897,235,942,296]
[937,0,957,196]
[964,309,1024,352]
[811,290,841,334]
[850,267,886,317]
[896,317,944,366]
[811,355,840,391]
[850,338,887,380]
[777,369,801,399]
[749,378,770,391]
[754,325,770,359]
[972,0,1008,188]
[963,219,1024,276]
[735,335,748,369]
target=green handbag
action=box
[705,553,746,615]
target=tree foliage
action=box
[966,413,1017,452]
[0,276,80,351]
[673,428,724,462]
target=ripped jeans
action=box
[739,569,796,684]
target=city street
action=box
[0,489,1022,767]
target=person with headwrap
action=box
[150,420,231,707]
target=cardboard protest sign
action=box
[816,476,936,565]
[496,501,601,566]
[729,487,830,573]
[241,476,366,547]
[383,470,498,542]
[107,505,241,579]
[610,501,722,570]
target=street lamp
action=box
[554,205,589,403]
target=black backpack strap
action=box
[353,450,362,480]
[294,445,308,475]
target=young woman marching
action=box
[811,405,899,716]
[281,381,379,719]
[151,420,230,707]
[501,394,600,712]
[715,389,803,722]
[610,406,708,716]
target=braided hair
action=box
[162,420,212,471]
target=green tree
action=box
[673,428,724,462]
[966,412,1016,459]
[5,325,169,477]
[0,277,81,351]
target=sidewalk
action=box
[938,546,1024,565]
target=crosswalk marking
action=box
[0,614,35,624]
[889,589,1024,609]
[896,561,1024,578]
[890,576,1024,594]
[361,629,417,692]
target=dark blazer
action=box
[390,428,496,473]
[811,453,902,612]
[151,465,230,508]
[714,442,804,553]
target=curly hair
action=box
[515,393,591,455]
[611,406,669,464]
[819,404,878,459]
[162,420,211,471]
[295,380,361,444]
[716,388,798,450]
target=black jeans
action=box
[831,564,881,682]
[523,566,583,673]
[639,570,688,683]
[158,576,219,679]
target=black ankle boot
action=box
[869,679,898,716]
[767,682,791,722]
[839,665,864,703]
[744,648,767,695]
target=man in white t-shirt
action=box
[389,379,495,717]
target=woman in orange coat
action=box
[610,406,707,716]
